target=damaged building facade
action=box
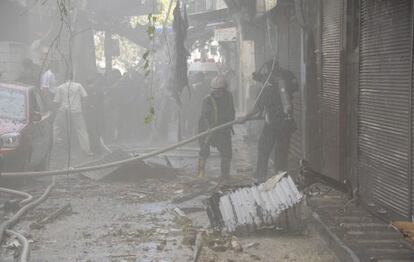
[224,0,414,221]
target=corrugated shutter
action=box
[288,17,303,166]
[319,0,343,180]
[412,27,414,219]
[359,0,412,218]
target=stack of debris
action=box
[206,172,307,234]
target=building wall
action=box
[230,0,414,221]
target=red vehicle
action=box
[0,82,53,171]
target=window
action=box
[0,88,26,121]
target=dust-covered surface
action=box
[0,129,339,262]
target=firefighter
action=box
[238,60,298,182]
[198,76,235,179]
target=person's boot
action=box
[197,159,206,178]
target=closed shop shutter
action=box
[359,0,412,218]
[319,0,344,180]
[288,18,303,167]
[412,34,414,219]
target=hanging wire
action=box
[251,0,278,109]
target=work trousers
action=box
[54,110,92,155]
[256,122,291,182]
[199,132,232,177]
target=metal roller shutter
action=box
[359,0,412,218]
[288,17,303,168]
[408,26,414,219]
[319,0,343,180]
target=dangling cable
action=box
[252,0,278,108]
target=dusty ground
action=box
[1,129,339,262]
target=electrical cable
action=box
[250,0,278,110]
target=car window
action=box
[0,88,26,121]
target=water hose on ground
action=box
[1,119,249,178]
[0,187,33,206]
[0,118,260,254]
[0,177,56,244]
[5,229,29,262]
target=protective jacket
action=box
[198,90,235,145]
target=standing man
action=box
[53,72,93,156]
[198,76,235,180]
[239,60,298,182]
[40,60,57,108]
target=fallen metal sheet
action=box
[79,150,131,181]
[206,172,303,233]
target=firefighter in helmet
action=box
[238,59,298,182]
[198,76,235,179]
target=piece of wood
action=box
[30,203,72,229]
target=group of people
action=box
[17,58,100,156]
[15,54,297,181]
[16,56,150,157]
[197,59,298,182]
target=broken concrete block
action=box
[206,172,304,233]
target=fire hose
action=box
[1,119,252,178]
[0,118,261,261]
[0,187,33,206]
[5,229,29,262]
[0,177,55,246]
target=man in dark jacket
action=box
[198,76,235,179]
[239,60,298,182]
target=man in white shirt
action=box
[53,74,93,156]
[40,66,56,106]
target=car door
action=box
[29,90,52,168]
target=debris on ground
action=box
[30,203,72,229]
[192,231,204,262]
[244,242,259,249]
[79,149,181,182]
[172,179,219,204]
[230,236,243,252]
[206,172,304,233]
[392,221,414,244]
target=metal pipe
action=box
[5,229,29,262]
[1,119,255,178]
[0,177,55,244]
[0,187,33,206]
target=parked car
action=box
[0,82,53,172]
